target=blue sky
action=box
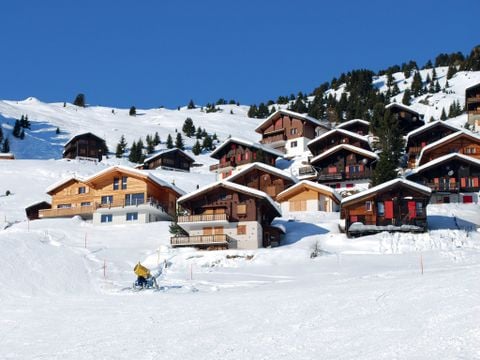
[1,0,478,109]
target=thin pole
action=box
[84,233,87,248]
[420,254,424,275]
[103,260,106,279]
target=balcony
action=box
[260,129,287,147]
[178,213,228,223]
[317,169,372,181]
[426,183,460,192]
[209,161,235,172]
[170,234,232,248]
[39,205,96,219]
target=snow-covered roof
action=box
[45,176,85,194]
[143,148,194,164]
[255,109,330,133]
[224,162,297,183]
[405,120,462,143]
[335,119,370,129]
[177,180,281,216]
[63,132,105,148]
[406,152,480,177]
[341,178,431,207]
[417,130,480,165]
[310,144,378,165]
[210,136,284,159]
[276,180,341,203]
[0,153,14,158]
[385,102,422,117]
[307,128,369,148]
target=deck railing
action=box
[177,213,228,223]
[38,205,96,218]
[170,234,231,246]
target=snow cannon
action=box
[133,262,158,290]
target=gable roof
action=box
[405,120,462,143]
[177,180,281,216]
[210,136,284,159]
[310,144,378,165]
[307,128,370,148]
[46,165,185,196]
[64,132,105,148]
[385,102,422,117]
[465,82,480,93]
[336,119,370,130]
[276,180,341,204]
[417,130,480,165]
[406,152,480,178]
[341,178,431,207]
[224,162,297,184]
[143,148,195,164]
[255,109,330,133]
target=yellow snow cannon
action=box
[133,262,158,290]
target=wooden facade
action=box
[405,121,459,168]
[385,103,424,135]
[225,163,296,200]
[142,148,194,172]
[417,131,480,166]
[336,119,370,136]
[209,137,281,178]
[341,179,431,237]
[63,133,108,162]
[310,144,377,183]
[466,83,480,129]
[406,153,480,203]
[39,166,181,220]
[276,181,341,213]
[308,129,371,156]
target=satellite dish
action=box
[448,170,454,176]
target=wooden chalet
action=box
[209,137,284,179]
[142,148,194,172]
[224,162,297,200]
[172,181,281,250]
[63,132,108,162]
[39,166,183,224]
[406,153,480,204]
[255,109,330,156]
[309,144,378,188]
[336,119,371,136]
[405,120,461,168]
[0,153,15,160]
[340,178,431,237]
[417,131,480,166]
[25,201,51,220]
[466,82,480,131]
[307,128,371,156]
[385,103,424,135]
[276,180,341,215]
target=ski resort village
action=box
[2,40,480,358]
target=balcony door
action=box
[125,193,145,206]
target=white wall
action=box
[285,137,308,157]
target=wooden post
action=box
[84,233,87,248]
[103,260,106,279]
[420,254,424,275]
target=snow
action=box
[225,161,297,183]
[406,152,480,177]
[307,128,369,148]
[210,136,285,159]
[310,143,379,164]
[276,180,342,203]
[143,147,195,163]
[255,109,330,132]
[404,119,462,142]
[336,118,370,129]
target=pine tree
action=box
[247,105,258,118]
[166,134,173,149]
[446,65,457,80]
[371,110,404,186]
[0,126,3,144]
[192,140,202,155]
[202,134,213,151]
[128,141,138,162]
[411,71,423,96]
[73,93,86,107]
[19,129,25,139]
[187,99,195,109]
[1,137,10,153]
[56,127,60,134]
[440,108,447,120]
[136,139,145,163]
[129,106,136,116]
[169,213,188,236]
[175,133,184,150]
[182,117,195,137]
[195,127,203,139]
[12,120,21,138]
[402,89,411,105]
[153,132,160,145]
[146,135,155,153]
[434,81,441,93]
[212,133,218,141]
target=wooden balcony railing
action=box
[298,165,317,176]
[317,169,372,181]
[426,183,460,192]
[39,205,96,218]
[178,213,228,223]
[209,161,235,172]
[170,234,231,247]
[260,130,287,145]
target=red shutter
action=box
[461,178,466,188]
[463,195,473,204]
[434,178,439,184]
[384,201,394,219]
[408,201,416,219]
[350,215,358,222]
[473,177,479,187]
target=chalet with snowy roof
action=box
[308,128,371,156]
[405,120,461,168]
[417,131,480,166]
[406,153,480,204]
[340,179,431,237]
[172,181,281,250]
[141,148,194,172]
[39,166,184,225]
[255,109,330,157]
[336,119,371,136]
[224,162,297,200]
[466,82,480,131]
[276,180,341,215]
[309,144,378,190]
[25,201,51,220]
[385,103,424,135]
[0,153,15,160]
[209,137,284,179]
[63,132,108,162]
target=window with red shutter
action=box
[408,201,416,219]
[384,201,394,219]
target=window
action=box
[101,195,113,205]
[237,225,246,235]
[113,177,119,190]
[365,201,373,211]
[245,152,249,160]
[101,214,113,223]
[81,202,91,207]
[57,204,71,209]
[346,183,354,188]
[415,202,423,215]
[237,204,247,215]
[291,141,298,148]
[121,176,128,190]
[290,128,298,135]
[126,212,138,221]
[125,193,145,206]
[78,186,86,194]
[219,192,227,201]
[377,202,385,216]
